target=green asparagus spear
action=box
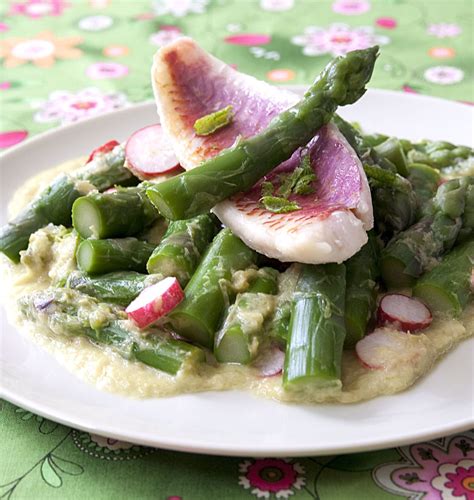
[20,288,204,375]
[0,145,135,262]
[407,163,441,217]
[168,228,257,348]
[77,238,156,274]
[214,267,279,364]
[344,231,380,348]
[66,270,161,306]
[146,214,218,286]
[283,263,346,390]
[380,177,470,288]
[406,140,473,170]
[72,185,159,239]
[413,241,473,317]
[457,181,474,243]
[268,264,301,346]
[363,164,418,237]
[147,47,379,220]
[374,137,409,177]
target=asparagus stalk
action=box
[407,163,441,217]
[72,185,159,239]
[381,177,470,289]
[363,164,418,237]
[406,140,473,170]
[0,145,135,262]
[283,263,346,390]
[168,229,257,348]
[147,47,379,220]
[373,137,409,177]
[214,267,279,364]
[413,241,474,317]
[66,270,161,306]
[77,238,156,274]
[344,231,380,348]
[146,214,218,286]
[457,181,474,243]
[20,288,204,375]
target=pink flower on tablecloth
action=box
[260,0,294,11]
[149,26,184,47]
[238,458,305,498]
[427,23,462,38]
[0,81,11,90]
[9,0,68,18]
[34,87,129,125]
[86,62,128,79]
[424,65,464,85]
[332,0,371,15]
[151,0,208,17]
[225,34,271,46]
[0,130,28,148]
[0,22,10,32]
[0,31,82,68]
[376,17,397,29]
[292,23,389,57]
[374,431,474,499]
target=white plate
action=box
[1,89,473,457]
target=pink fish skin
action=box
[151,38,373,264]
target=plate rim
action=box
[1,88,473,457]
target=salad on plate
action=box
[0,39,472,404]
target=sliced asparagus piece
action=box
[214,267,279,364]
[413,241,474,317]
[168,228,257,348]
[146,214,218,286]
[0,145,134,262]
[283,263,346,390]
[407,163,441,217]
[72,185,159,239]
[66,271,161,306]
[77,238,156,274]
[374,137,409,177]
[344,231,380,348]
[20,288,204,375]
[147,46,379,220]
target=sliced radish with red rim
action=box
[87,140,120,164]
[377,293,432,332]
[253,344,285,377]
[125,124,181,179]
[126,277,184,329]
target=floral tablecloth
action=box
[1,0,473,499]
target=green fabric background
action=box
[1,0,473,498]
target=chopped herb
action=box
[277,153,316,197]
[260,196,300,213]
[261,181,275,197]
[194,105,234,136]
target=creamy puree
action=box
[1,158,473,403]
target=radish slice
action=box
[103,187,117,194]
[125,124,181,179]
[355,328,426,370]
[377,294,432,332]
[126,277,184,329]
[253,345,285,377]
[87,140,120,164]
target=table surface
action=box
[1,1,473,498]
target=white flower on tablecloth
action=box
[427,23,462,38]
[151,0,208,17]
[424,65,464,85]
[292,23,389,57]
[332,0,371,15]
[250,47,280,61]
[34,87,129,125]
[226,23,242,32]
[149,26,184,47]
[78,15,113,31]
[260,0,294,12]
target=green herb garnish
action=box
[260,196,301,213]
[363,164,397,186]
[194,105,234,136]
[277,153,316,197]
